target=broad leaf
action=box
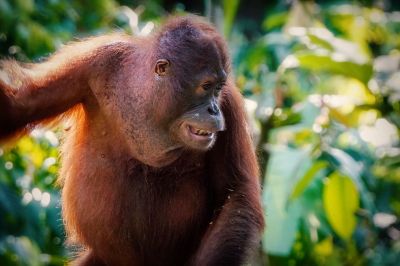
[290,161,328,200]
[323,172,359,240]
[262,146,310,255]
[295,52,373,85]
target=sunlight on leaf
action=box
[327,148,363,180]
[295,52,373,84]
[323,172,359,240]
[314,237,333,256]
[359,118,399,147]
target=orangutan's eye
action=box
[202,82,213,91]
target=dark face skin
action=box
[167,63,225,139]
[155,59,227,151]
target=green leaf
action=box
[326,148,363,181]
[262,11,288,31]
[262,146,311,255]
[262,200,302,256]
[323,172,359,240]
[294,52,373,84]
[314,237,333,256]
[223,0,239,37]
[290,161,328,200]
[308,33,334,51]
[325,147,375,213]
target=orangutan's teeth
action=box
[189,125,212,136]
[198,129,210,136]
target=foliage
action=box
[1,0,399,265]
[232,1,400,265]
[0,132,64,266]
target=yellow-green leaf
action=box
[323,172,359,240]
[314,237,333,256]
[290,161,328,200]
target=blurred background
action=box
[0,0,399,265]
